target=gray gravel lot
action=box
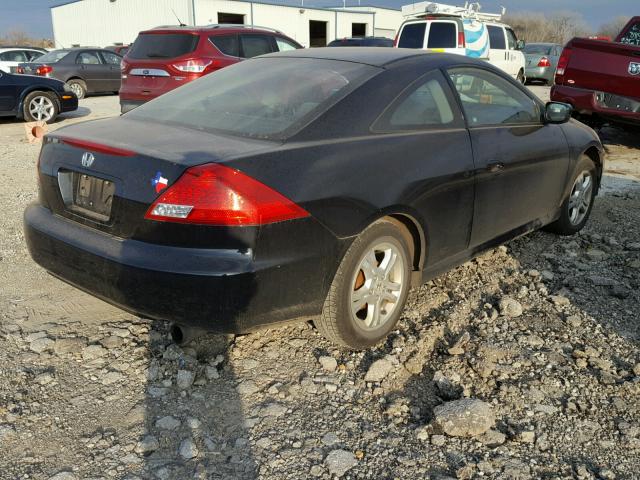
[0,89,639,480]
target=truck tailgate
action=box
[562,38,640,100]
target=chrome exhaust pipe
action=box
[169,323,205,345]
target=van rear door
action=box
[397,20,462,55]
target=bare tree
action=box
[597,16,631,39]
[0,29,53,48]
[505,11,591,45]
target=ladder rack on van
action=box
[401,2,505,22]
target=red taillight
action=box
[458,31,466,48]
[537,56,551,67]
[36,65,53,76]
[145,163,310,226]
[16,66,25,74]
[59,137,136,157]
[120,59,129,73]
[556,47,572,77]
[172,58,213,74]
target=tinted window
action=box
[328,39,361,47]
[619,21,640,46]
[101,51,122,65]
[210,35,239,57]
[275,37,299,51]
[448,68,539,126]
[26,50,44,61]
[0,50,28,62]
[363,38,394,47]
[505,28,517,50]
[398,23,426,49]
[31,50,68,63]
[428,22,457,48]
[128,33,199,59]
[487,25,506,49]
[523,44,552,55]
[128,58,379,139]
[76,51,101,64]
[240,34,273,58]
[375,72,458,131]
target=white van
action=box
[396,2,526,82]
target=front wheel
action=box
[23,91,59,123]
[315,219,412,350]
[66,79,87,99]
[546,156,597,236]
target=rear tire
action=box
[315,219,412,350]
[545,155,597,236]
[23,91,59,123]
[66,79,87,99]
[517,70,525,84]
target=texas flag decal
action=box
[151,171,169,193]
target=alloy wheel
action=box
[568,171,593,225]
[350,242,405,330]
[68,83,84,98]
[28,96,55,122]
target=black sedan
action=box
[0,70,78,123]
[17,48,122,99]
[24,49,603,349]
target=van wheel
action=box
[66,79,87,99]
[545,156,597,236]
[517,70,525,84]
[315,219,412,350]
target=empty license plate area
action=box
[58,170,116,222]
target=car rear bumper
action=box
[24,204,333,333]
[551,84,640,125]
[525,66,553,82]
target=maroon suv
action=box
[120,25,302,113]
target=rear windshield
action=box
[523,44,552,55]
[398,23,426,49]
[619,21,640,46]
[35,50,69,63]
[128,33,199,59]
[428,22,457,48]
[127,58,379,140]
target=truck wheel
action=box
[23,91,59,123]
[66,79,87,99]
[315,219,412,350]
[545,156,597,236]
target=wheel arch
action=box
[379,212,427,287]
[17,87,60,120]
[583,145,603,191]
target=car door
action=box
[487,25,510,75]
[75,50,106,92]
[372,70,475,264]
[0,71,18,113]
[99,51,123,92]
[447,67,570,248]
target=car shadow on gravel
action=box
[141,321,258,479]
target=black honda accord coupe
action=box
[25,48,603,349]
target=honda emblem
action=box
[81,152,95,168]
[629,62,640,76]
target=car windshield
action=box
[524,44,552,55]
[127,57,380,139]
[35,50,69,63]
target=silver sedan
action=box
[524,43,562,85]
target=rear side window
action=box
[487,25,506,49]
[0,50,28,62]
[619,21,640,46]
[398,23,426,49]
[128,33,199,59]
[374,72,460,131]
[210,35,239,57]
[27,51,44,61]
[101,51,122,65]
[427,22,457,48]
[240,34,273,58]
[275,37,299,51]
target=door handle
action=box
[487,162,505,173]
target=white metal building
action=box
[51,0,403,49]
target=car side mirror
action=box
[516,40,526,50]
[545,102,572,124]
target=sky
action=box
[0,0,637,40]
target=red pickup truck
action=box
[551,16,640,129]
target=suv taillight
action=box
[172,58,212,74]
[36,65,53,76]
[556,47,572,78]
[120,59,129,73]
[145,163,310,226]
[537,56,551,67]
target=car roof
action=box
[140,24,285,35]
[263,47,431,67]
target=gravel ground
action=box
[0,91,639,480]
